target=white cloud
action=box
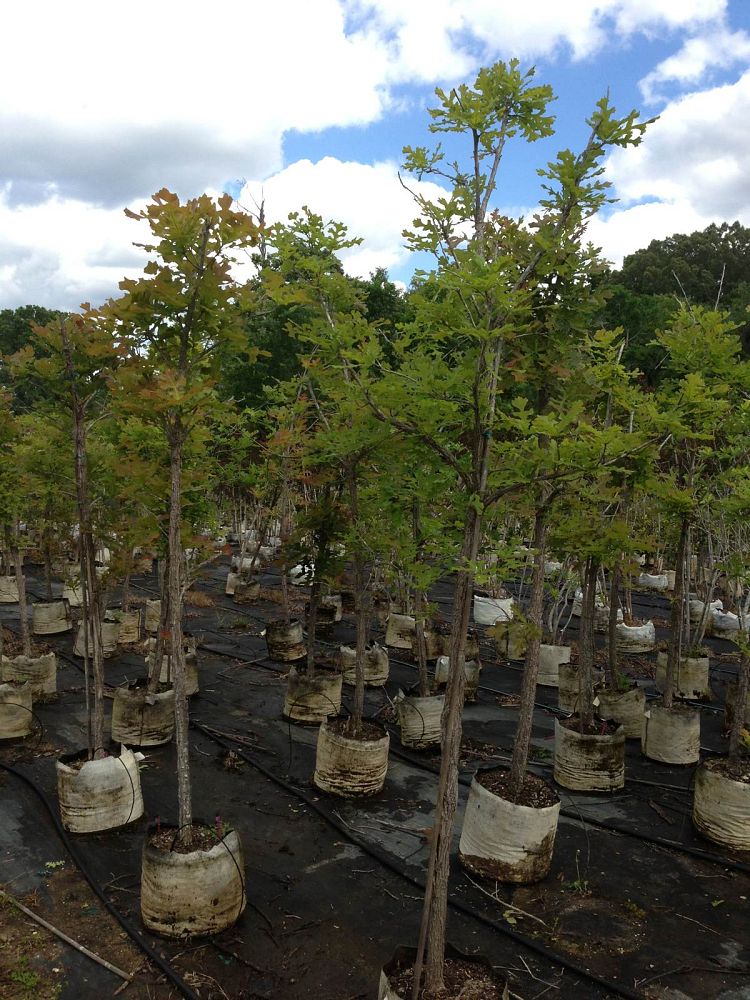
[640,26,750,102]
[606,70,750,217]
[585,69,750,268]
[2,1,391,206]
[354,0,727,68]
[0,0,744,306]
[240,157,449,278]
[0,190,148,309]
[586,200,716,269]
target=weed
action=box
[561,850,590,895]
[11,965,40,988]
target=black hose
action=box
[191,719,648,1000]
[384,742,750,876]
[0,760,201,1000]
[185,632,750,874]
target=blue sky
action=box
[3,0,750,306]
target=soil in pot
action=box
[395,689,444,750]
[615,620,656,654]
[473,592,514,627]
[73,618,121,658]
[379,945,508,1000]
[385,613,416,649]
[340,643,389,687]
[313,716,390,797]
[641,700,700,765]
[0,576,19,603]
[144,599,161,634]
[537,643,571,688]
[1,652,57,698]
[553,717,625,792]
[233,578,261,603]
[458,768,559,884]
[724,680,750,730]
[433,655,482,701]
[141,821,246,938]
[111,679,175,746]
[57,745,144,833]
[655,651,710,700]
[283,664,342,724]
[31,601,72,635]
[594,683,646,739]
[265,618,306,662]
[0,681,34,739]
[558,661,603,714]
[693,756,750,851]
[493,620,527,661]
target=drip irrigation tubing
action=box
[383,741,750,877]
[192,632,729,764]
[190,719,650,1000]
[0,759,201,1000]
[13,581,743,867]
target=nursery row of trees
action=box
[2,60,750,997]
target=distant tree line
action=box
[4,221,750,401]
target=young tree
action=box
[341,61,650,993]
[9,309,118,755]
[110,190,261,846]
[652,307,746,711]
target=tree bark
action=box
[9,529,31,658]
[121,547,133,614]
[43,522,53,599]
[148,555,170,692]
[507,508,547,799]
[305,578,320,679]
[418,506,481,997]
[60,321,105,753]
[665,518,688,711]
[413,592,430,698]
[729,653,750,762]
[168,428,192,847]
[75,461,105,755]
[606,560,621,689]
[412,501,430,698]
[578,556,598,728]
[350,550,369,734]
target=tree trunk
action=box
[578,556,598,729]
[121,547,133,614]
[729,653,750,762]
[72,432,105,753]
[413,592,430,698]
[412,500,430,698]
[350,550,369,734]
[60,322,105,753]
[606,560,621,689]
[665,518,688,711]
[507,509,547,799]
[306,578,320,679]
[168,430,192,847]
[148,555,170,692]
[418,506,481,997]
[10,530,31,658]
[43,522,53,599]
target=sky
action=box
[3,0,750,310]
